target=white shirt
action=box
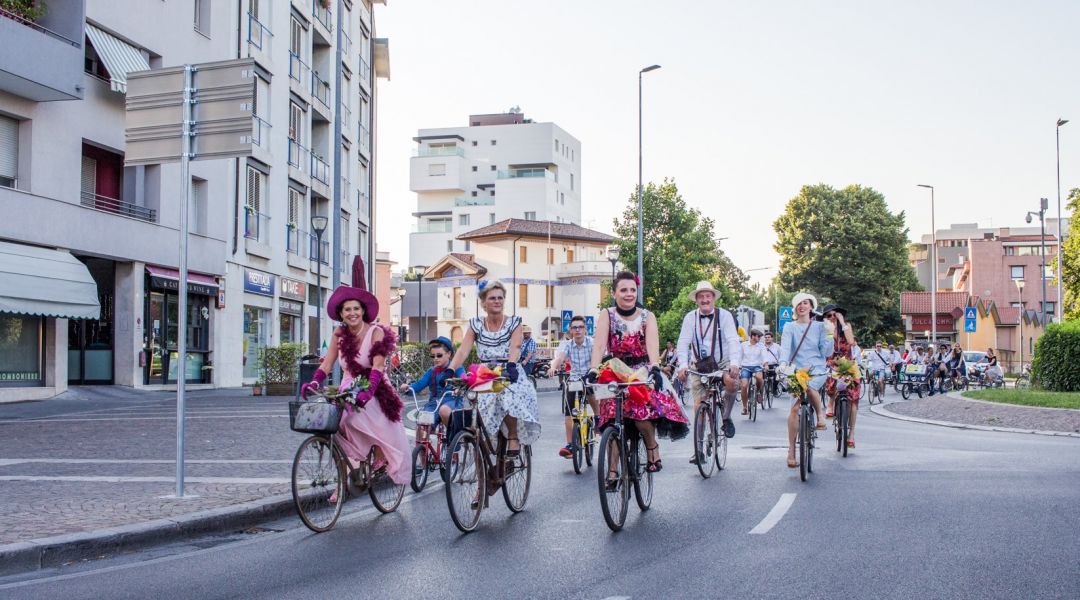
[890,350,903,365]
[761,342,782,366]
[868,348,890,371]
[740,340,768,367]
[676,307,742,369]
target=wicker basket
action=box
[289,400,342,434]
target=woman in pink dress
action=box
[301,258,411,486]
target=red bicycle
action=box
[407,388,455,492]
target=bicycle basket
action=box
[289,399,342,434]
[417,410,436,426]
[565,379,584,393]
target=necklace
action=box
[349,322,368,338]
[485,314,507,331]
[614,305,637,318]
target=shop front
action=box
[68,257,115,385]
[280,278,306,345]
[143,265,219,385]
[242,268,276,382]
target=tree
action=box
[612,179,746,314]
[773,183,921,342]
[1057,188,1080,320]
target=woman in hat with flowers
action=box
[779,292,832,468]
[300,257,411,487]
[447,280,541,455]
[819,303,861,448]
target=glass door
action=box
[146,292,166,384]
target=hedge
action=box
[1030,321,1080,392]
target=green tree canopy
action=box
[656,279,740,346]
[1058,188,1080,320]
[612,179,747,314]
[773,183,920,342]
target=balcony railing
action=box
[310,235,330,265]
[412,220,453,234]
[341,28,351,57]
[288,139,308,170]
[498,168,552,180]
[414,145,463,158]
[311,70,330,108]
[442,307,464,319]
[310,153,330,185]
[358,55,371,82]
[252,115,271,148]
[0,6,80,46]
[358,122,370,155]
[80,190,157,223]
[340,101,351,125]
[312,0,333,32]
[289,52,310,85]
[244,208,270,241]
[286,224,305,255]
[357,189,370,216]
[340,177,351,201]
[246,12,272,51]
[341,250,349,272]
[455,197,495,207]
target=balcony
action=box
[310,235,330,265]
[410,153,466,192]
[442,307,464,320]
[356,189,371,222]
[310,153,330,185]
[0,3,84,101]
[80,191,156,223]
[288,52,310,97]
[340,102,352,128]
[288,139,308,171]
[358,122,370,156]
[311,0,333,36]
[252,115,271,149]
[455,197,495,207]
[556,260,616,279]
[414,146,464,158]
[412,220,453,234]
[358,55,371,86]
[286,224,305,255]
[341,28,351,59]
[246,12,272,52]
[244,208,270,241]
[311,71,331,109]
[498,168,553,180]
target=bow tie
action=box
[698,313,714,320]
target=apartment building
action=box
[408,110,582,269]
[0,0,389,400]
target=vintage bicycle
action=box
[558,371,596,474]
[590,377,656,532]
[688,366,730,479]
[406,387,456,492]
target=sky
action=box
[373,0,1080,287]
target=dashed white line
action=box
[749,493,797,534]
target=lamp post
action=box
[1026,199,1049,320]
[1016,278,1026,372]
[311,215,329,355]
[1057,118,1069,322]
[918,185,936,345]
[637,64,661,303]
[607,246,621,300]
[414,265,429,342]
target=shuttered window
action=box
[81,156,97,198]
[246,166,261,213]
[287,188,300,225]
[0,115,17,188]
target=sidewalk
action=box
[0,386,304,575]
[873,392,1080,437]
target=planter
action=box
[266,383,296,397]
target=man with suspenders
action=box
[677,281,742,463]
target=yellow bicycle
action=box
[559,372,596,474]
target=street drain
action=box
[242,526,282,534]
[746,445,788,450]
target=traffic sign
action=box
[585,316,595,336]
[964,319,976,333]
[964,307,977,320]
[561,310,573,333]
[777,306,794,333]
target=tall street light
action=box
[637,64,661,304]
[1016,278,1026,371]
[415,265,429,342]
[311,215,329,355]
[607,245,621,288]
[1026,198,1049,321]
[918,185,937,345]
[1056,118,1068,322]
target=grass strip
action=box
[963,389,1080,410]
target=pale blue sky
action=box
[374,0,1080,286]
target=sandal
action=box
[847,439,855,448]
[787,457,799,468]
[605,469,620,491]
[646,443,662,473]
[816,421,827,430]
[505,437,521,457]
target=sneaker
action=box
[722,419,735,438]
[558,445,573,459]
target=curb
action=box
[869,401,1080,439]
[0,492,297,577]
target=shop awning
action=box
[0,240,100,320]
[85,23,150,94]
[146,266,220,294]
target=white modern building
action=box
[408,110,582,269]
[0,0,389,400]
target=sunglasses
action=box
[430,353,446,359]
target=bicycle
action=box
[443,377,532,533]
[590,378,655,532]
[745,374,759,422]
[1014,365,1031,389]
[763,367,778,409]
[791,375,818,482]
[867,371,885,405]
[406,388,454,492]
[900,365,929,399]
[559,372,596,474]
[830,374,854,458]
[289,386,406,533]
[688,368,729,479]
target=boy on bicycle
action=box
[548,315,597,458]
[399,337,464,428]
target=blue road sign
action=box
[561,310,573,333]
[964,307,977,320]
[964,319,976,333]
[777,306,794,333]
[585,316,595,336]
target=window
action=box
[447,240,453,252]
[471,191,477,197]
[341,213,350,264]
[560,192,565,205]
[570,173,574,191]
[194,0,211,35]
[1044,301,1056,315]
[357,224,369,264]
[489,213,496,224]
[524,211,536,221]
[459,214,470,226]
[489,190,495,196]
[1011,266,1025,280]
[472,166,478,172]
[490,165,496,171]
[0,115,17,189]
[1044,264,1055,279]
[547,248,554,265]
[555,139,559,151]
[471,140,477,146]
[491,140,497,146]
[545,285,555,308]
[518,284,528,308]
[287,188,302,253]
[567,249,575,262]
[464,241,471,251]
[429,163,446,176]
[289,102,303,143]
[189,177,207,235]
[519,246,527,263]
[245,166,265,241]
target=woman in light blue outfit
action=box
[779,292,833,468]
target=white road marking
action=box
[749,493,797,534]
[0,476,290,484]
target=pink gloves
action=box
[300,368,327,398]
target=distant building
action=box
[407,110,582,269]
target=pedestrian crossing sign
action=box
[779,307,793,320]
[964,307,977,320]
[965,320,976,333]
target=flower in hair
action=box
[634,275,641,286]
[478,280,488,291]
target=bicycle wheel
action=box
[841,399,851,458]
[798,406,809,482]
[291,435,346,533]
[714,404,729,470]
[806,408,815,474]
[765,382,774,409]
[631,435,653,511]
[584,418,595,467]
[693,402,716,479]
[597,427,628,531]
[835,398,845,453]
[445,430,484,533]
[749,384,758,422]
[1015,376,1030,389]
[502,444,532,513]
[368,446,405,513]
[571,417,585,475]
[901,383,911,400]
[410,445,429,493]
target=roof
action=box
[448,253,484,271]
[996,307,1020,325]
[900,291,969,315]
[1000,234,1057,242]
[457,219,615,244]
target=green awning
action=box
[0,240,100,319]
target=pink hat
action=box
[326,257,379,323]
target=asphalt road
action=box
[3,386,1078,600]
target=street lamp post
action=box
[311,215,329,355]
[607,246,621,300]
[1026,199,1049,320]
[1057,118,1069,323]
[415,265,429,342]
[637,64,661,303]
[1016,278,1026,371]
[918,185,936,344]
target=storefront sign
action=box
[910,315,955,330]
[281,278,307,301]
[243,269,276,297]
[149,275,216,296]
[279,299,304,316]
[217,287,226,309]
[0,371,40,382]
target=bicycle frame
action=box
[560,373,593,447]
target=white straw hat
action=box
[791,292,817,311]
[687,280,722,302]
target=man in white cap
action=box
[677,281,742,460]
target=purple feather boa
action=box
[335,324,402,422]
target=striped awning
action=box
[0,240,100,320]
[85,23,150,94]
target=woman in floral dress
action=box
[589,271,689,473]
[820,303,861,448]
[448,281,541,452]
